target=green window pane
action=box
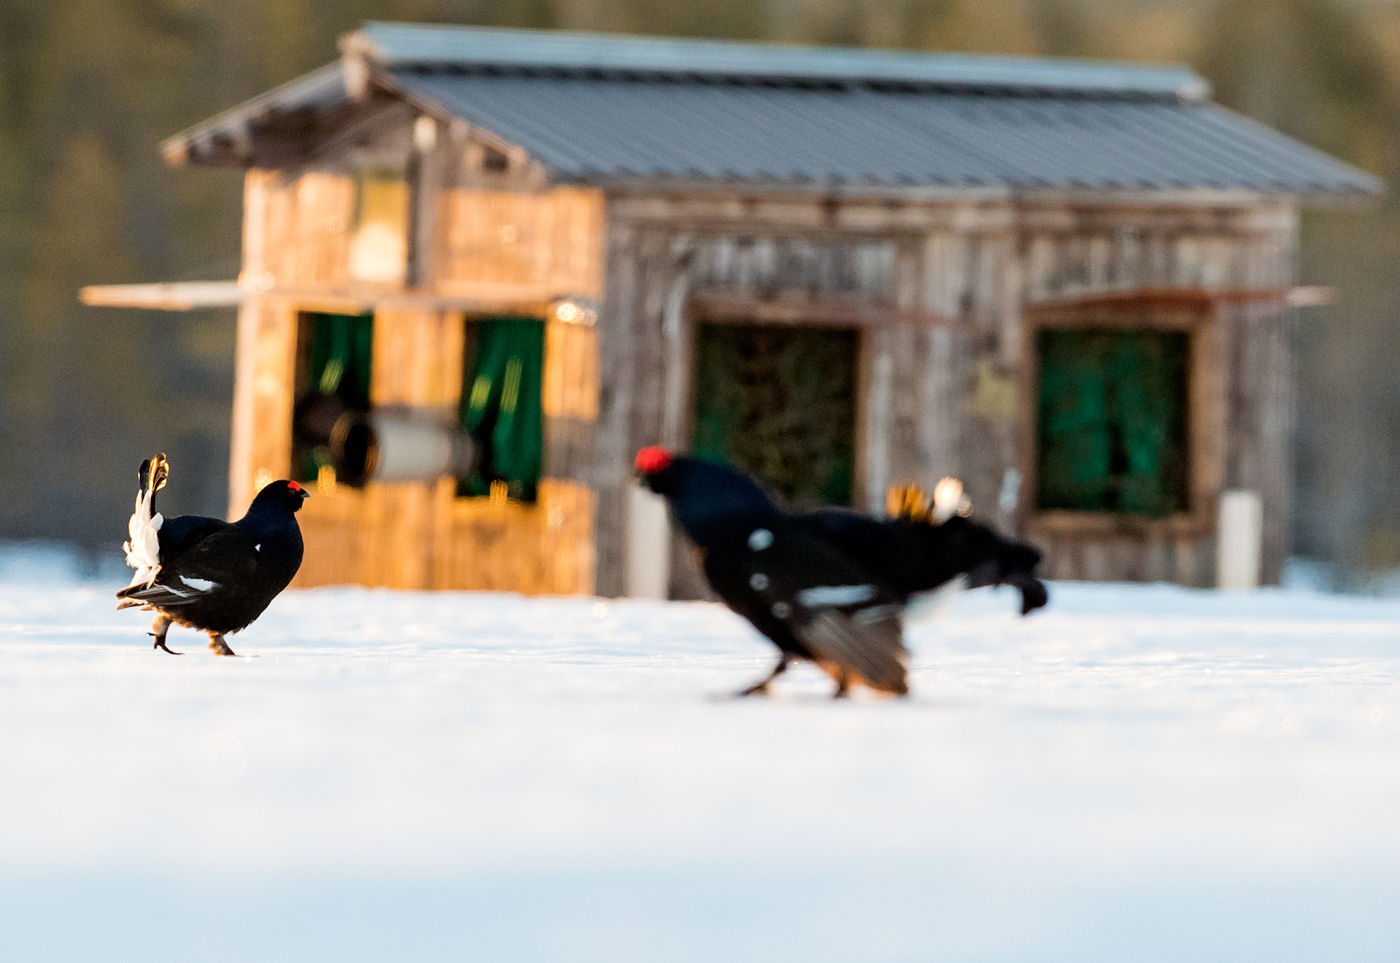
[692,323,857,508]
[1036,328,1189,518]
[459,317,545,502]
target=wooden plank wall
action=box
[1019,202,1298,584]
[594,193,1298,595]
[240,292,600,595]
[233,127,1299,594]
[1222,297,1294,584]
[439,186,604,303]
[230,127,606,593]
[593,196,1009,597]
[1022,301,1225,586]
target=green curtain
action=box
[459,317,544,501]
[299,312,373,481]
[307,312,374,406]
[1111,334,1186,516]
[1036,329,1188,517]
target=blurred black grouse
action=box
[117,453,309,656]
[635,446,1046,698]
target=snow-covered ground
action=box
[1,574,1398,962]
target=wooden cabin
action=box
[87,23,1379,595]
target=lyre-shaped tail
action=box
[886,477,971,524]
[932,477,971,523]
[120,453,169,596]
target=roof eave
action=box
[1013,184,1380,209]
[574,176,1378,208]
[161,62,350,168]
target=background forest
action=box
[2,0,1398,584]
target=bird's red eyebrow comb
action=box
[635,446,672,473]
[287,481,303,492]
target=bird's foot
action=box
[704,681,771,701]
[150,634,182,656]
[726,657,789,699]
[208,637,238,657]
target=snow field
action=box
[1,580,1398,961]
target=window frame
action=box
[688,317,862,512]
[1021,296,1223,538]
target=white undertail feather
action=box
[904,574,970,622]
[122,454,168,592]
[932,477,972,523]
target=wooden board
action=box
[593,192,1299,592]
[439,186,604,302]
[230,132,1302,592]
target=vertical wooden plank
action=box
[358,306,460,590]
[862,326,893,516]
[1141,537,1170,583]
[229,169,274,517]
[592,212,638,597]
[884,237,924,489]
[249,299,298,490]
[659,248,693,449]
[1192,304,1226,539]
[435,185,604,301]
[542,318,600,488]
[919,230,961,488]
[408,115,458,290]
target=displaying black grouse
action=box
[117,453,309,656]
[635,446,1046,698]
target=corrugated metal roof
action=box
[354,22,1209,100]
[164,23,1381,199]
[388,68,1379,196]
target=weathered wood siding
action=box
[439,186,605,303]
[593,196,1003,597]
[229,121,605,593]
[594,194,1297,595]
[231,114,1299,595]
[1018,202,1297,584]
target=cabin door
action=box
[690,322,858,509]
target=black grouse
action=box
[635,446,1046,698]
[117,453,309,656]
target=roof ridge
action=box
[348,22,1209,101]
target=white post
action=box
[627,485,672,599]
[1217,490,1263,590]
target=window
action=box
[347,168,408,283]
[691,322,857,508]
[1035,328,1190,518]
[292,312,374,483]
[458,317,545,502]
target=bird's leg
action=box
[737,655,790,697]
[149,614,181,655]
[831,669,852,700]
[207,633,237,657]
